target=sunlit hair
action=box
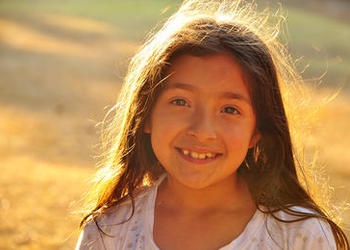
[80,0,349,248]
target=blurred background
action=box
[0,0,349,249]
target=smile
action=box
[178,148,220,160]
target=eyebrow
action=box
[163,82,196,92]
[220,91,250,103]
[164,82,251,103]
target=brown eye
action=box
[171,98,188,106]
[222,106,240,115]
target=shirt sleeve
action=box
[75,221,105,250]
[287,217,337,250]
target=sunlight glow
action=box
[0,16,138,58]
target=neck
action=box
[156,174,253,214]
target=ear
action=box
[249,130,261,148]
[144,119,151,134]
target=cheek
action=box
[221,122,256,147]
[151,115,181,133]
[150,105,190,132]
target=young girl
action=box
[76,0,349,249]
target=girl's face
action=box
[145,53,260,189]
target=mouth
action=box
[176,147,221,161]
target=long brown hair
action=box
[80,0,348,248]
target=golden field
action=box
[0,1,349,249]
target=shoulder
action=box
[75,219,104,250]
[75,184,157,250]
[265,206,337,249]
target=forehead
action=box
[163,53,251,100]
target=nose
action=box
[187,107,217,141]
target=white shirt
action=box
[76,176,336,250]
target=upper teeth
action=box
[182,149,215,159]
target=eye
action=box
[222,106,240,115]
[170,98,189,107]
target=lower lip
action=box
[176,148,220,164]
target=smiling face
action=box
[145,53,260,189]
